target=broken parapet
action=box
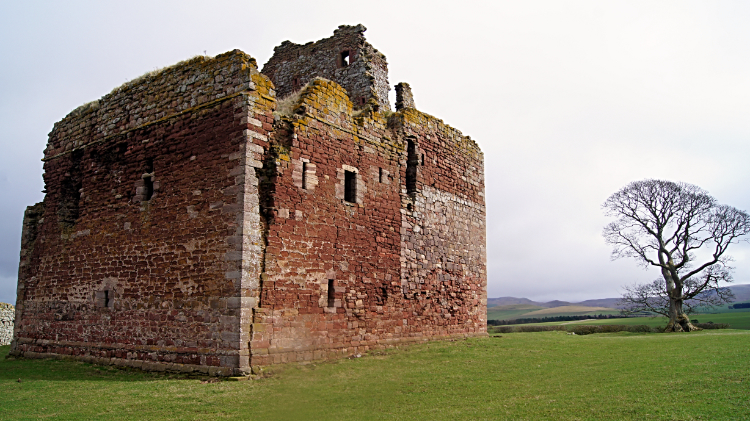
[262,24,391,112]
[42,51,266,160]
[0,303,14,346]
[395,82,415,110]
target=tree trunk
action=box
[664,297,701,332]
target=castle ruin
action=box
[11,25,487,375]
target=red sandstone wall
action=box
[392,110,487,335]
[251,79,400,365]
[13,51,275,376]
[249,79,486,367]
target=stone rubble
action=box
[0,303,14,346]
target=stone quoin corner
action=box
[11,25,487,376]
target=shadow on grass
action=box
[0,345,199,383]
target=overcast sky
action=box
[2,1,750,304]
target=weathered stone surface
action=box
[262,24,390,112]
[0,303,14,346]
[395,82,416,111]
[12,26,486,375]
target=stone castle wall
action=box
[0,303,14,346]
[262,25,390,112]
[13,51,276,376]
[250,79,403,365]
[248,78,485,366]
[13,27,486,375]
[394,108,486,343]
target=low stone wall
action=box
[0,303,14,346]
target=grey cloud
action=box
[2,1,750,304]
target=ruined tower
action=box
[11,25,487,375]
[262,24,390,111]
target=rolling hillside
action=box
[488,283,750,314]
[486,304,620,321]
[486,296,621,309]
[520,305,615,316]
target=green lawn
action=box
[2,330,749,420]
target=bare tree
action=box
[603,179,750,332]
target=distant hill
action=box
[543,300,573,308]
[488,283,750,310]
[728,284,750,302]
[520,305,615,316]
[486,297,542,307]
[576,298,622,308]
[487,296,617,309]
[486,304,621,322]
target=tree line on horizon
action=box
[487,314,632,326]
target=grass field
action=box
[487,302,750,328]
[495,308,750,330]
[557,311,750,330]
[486,304,544,320]
[487,304,620,321]
[2,330,749,420]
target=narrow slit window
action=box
[302,161,308,189]
[144,175,154,200]
[96,289,112,308]
[58,149,83,228]
[406,139,418,194]
[340,50,350,67]
[143,158,154,201]
[327,280,335,307]
[379,167,384,183]
[344,170,357,203]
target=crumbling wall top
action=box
[276,77,390,145]
[272,24,368,57]
[44,50,273,161]
[395,82,416,111]
[262,24,391,112]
